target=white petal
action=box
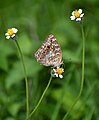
[12,28,18,33]
[57,66,59,69]
[59,74,63,78]
[80,13,84,18]
[62,68,64,72]
[11,34,15,38]
[72,11,74,16]
[70,16,75,20]
[5,33,9,36]
[78,9,82,14]
[54,73,58,77]
[53,69,56,72]
[6,36,10,39]
[76,18,81,21]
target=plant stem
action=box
[62,24,85,120]
[15,40,29,119]
[27,76,52,120]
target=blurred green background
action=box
[0,0,99,120]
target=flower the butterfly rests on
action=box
[51,66,64,78]
[34,34,64,78]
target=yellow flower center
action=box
[7,29,14,36]
[74,10,80,18]
[56,68,64,75]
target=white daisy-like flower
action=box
[51,66,64,79]
[70,9,84,22]
[5,28,18,39]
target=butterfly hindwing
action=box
[35,34,63,67]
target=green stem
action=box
[15,40,29,119]
[62,24,85,120]
[27,76,52,120]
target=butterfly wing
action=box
[35,35,63,67]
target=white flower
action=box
[51,66,64,79]
[5,28,18,39]
[70,9,84,22]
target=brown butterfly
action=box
[35,34,63,67]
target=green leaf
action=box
[5,57,42,89]
[50,88,85,119]
[5,118,15,120]
[63,50,80,63]
[18,34,33,55]
[8,103,21,116]
[0,52,8,71]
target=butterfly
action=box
[34,34,63,67]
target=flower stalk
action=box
[15,40,29,119]
[62,24,85,120]
[27,76,52,120]
[5,28,29,119]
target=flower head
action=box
[5,28,18,40]
[70,9,84,22]
[51,66,64,78]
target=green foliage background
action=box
[0,0,99,120]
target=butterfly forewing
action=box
[35,34,63,67]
